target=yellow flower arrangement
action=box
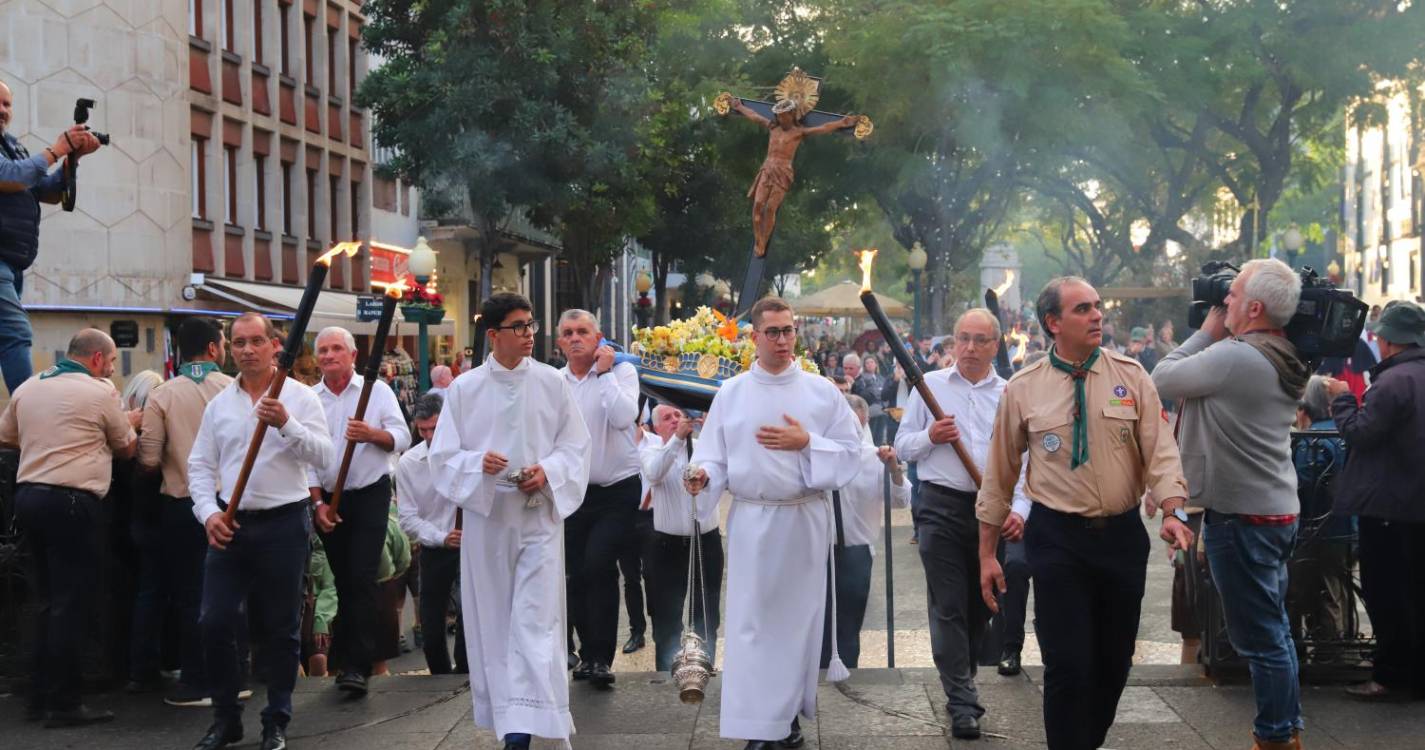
[633,306,820,379]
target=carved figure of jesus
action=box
[733,98,858,257]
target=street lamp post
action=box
[1282,224,1305,268]
[908,242,928,341]
[408,235,438,392]
[634,270,653,328]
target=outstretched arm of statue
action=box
[731,98,771,129]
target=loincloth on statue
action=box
[747,158,794,199]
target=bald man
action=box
[0,81,104,393]
[0,328,139,726]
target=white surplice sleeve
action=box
[428,377,501,517]
[540,376,592,520]
[690,389,730,510]
[798,378,865,491]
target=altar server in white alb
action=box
[685,296,864,750]
[427,293,591,750]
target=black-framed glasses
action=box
[954,333,996,348]
[760,326,798,341]
[493,320,540,336]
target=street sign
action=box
[356,295,385,322]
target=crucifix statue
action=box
[716,68,873,313]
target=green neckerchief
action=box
[178,360,221,384]
[39,359,91,380]
[1047,346,1101,469]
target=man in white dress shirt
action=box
[894,308,1029,741]
[309,326,411,696]
[685,297,863,750]
[396,392,468,675]
[188,312,335,750]
[428,293,591,750]
[557,309,641,688]
[822,394,909,671]
[640,404,723,673]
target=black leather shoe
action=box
[589,662,615,689]
[192,721,243,750]
[622,633,646,654]
[24,704,46,722]
[567,651,580,670]
[951,714,982,739]
[336,671,368,697]
[572,660,593,680]
[44,705,115,728]
[260,724,287,750]
[125,677,163,693]
[997,651,1021,676]
[780,717,805,748]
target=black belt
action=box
[323,474,391,496]
[217,498,310,520]
[923,482,977,501]
[16,482,99,502]
[654,529,719,545]
[1034,503,1139,530]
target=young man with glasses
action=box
[685,297,863,750]
[894,308,1030,740]
[428,293,591,750]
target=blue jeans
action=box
[0,261,32,393]
[1204,511,1303,742]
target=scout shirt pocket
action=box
[1027,412,1072,462]
[1101,406,1139,452]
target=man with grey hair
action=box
[895,307,1025,740]
[1153,258,1310,749]
[309,325,411,697]
[1,328,138,727]
[557,308,641,687]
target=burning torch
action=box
[222,242,361,522]
[320,278,408,525]
[985,270,1015,380]
[857,249,982,488]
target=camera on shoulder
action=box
[1188,260,1369,368]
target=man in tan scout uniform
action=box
[1,328,139,727]
[137,317,234,708]
[976,277,1192,750]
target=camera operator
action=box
[1325,301,1425,702]
[1152,258,1310,750]
[0,81,103,393]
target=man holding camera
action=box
[1153,259,1310,750]
[0,81,103,393]
[1326,301,1425,703]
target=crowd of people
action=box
[4,262,1424,750]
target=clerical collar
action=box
[750,360,799,384]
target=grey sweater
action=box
[1151,330,1300,515]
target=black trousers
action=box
[15,484,102,712]
[820,544,873,669]
[1357,517,1425,693]
[648,528,724,672]
[319,476,391,677]
[996,538,1032,657]
[129,497,209,691]
[565,474,639,666]
[418,545,468,674]
[618,508,654,637]
[202,500,309,730]
[915,483,988,719]
[1027,504,1149,750]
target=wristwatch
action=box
[1166,506,1190,524]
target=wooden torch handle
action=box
[221,369,290,523]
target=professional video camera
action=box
[1188,260,1368,366]
[61,98,110,213]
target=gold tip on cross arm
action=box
[858,248,879,294]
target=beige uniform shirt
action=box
[976,347,1188,525]
[0,370,136,496]
[138,369,234,498]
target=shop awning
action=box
[199,279,457,337]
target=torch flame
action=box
[374,279,409,300]
[858,248,879,293]
[1009,325,1030,365]
[317,241,362,267]
[993,269,1016,298]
